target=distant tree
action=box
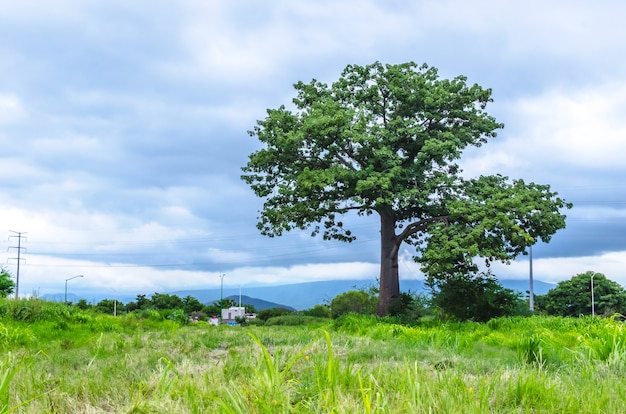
[94,299,122,315]
[242,61,571,316]
[256,307,293,321]
[0,268,16,298]
[243,304,257,314]
[125,294,150,312]
[150,293,184,310]
[430,272,524,322]
[538,271,626,316]
[302,304,332,318]
[203,298,236,317]
[330,290,377,318]
[136,294,150,309]
[182,296,204,314]
[75,299,91,310]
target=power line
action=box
[22,237,380,269]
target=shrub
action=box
[302,304,331,318]
[430,272,524,322]
[256,307,293,321]
[265,315,329,326]
[330,290,377,318]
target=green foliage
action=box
[264,315,328,326]
[162,309,189,325]
[182,295,203,314]
[430,272,525,322]
[1,297,78,322]
[420,176,572,282]
[302,304,332,318]
[0,354,19,413]
[0,269,15,299]
[255,307,293,321]
[0,323,36,349]
[246,318,265,326]
[242,60,571,315]
[538,271,626,316]
[125,294,150,312]
[203,298,236,317]
[94,299,124,315]
[150,293,184,310]
[329,290,377,318]
[2,300,626,412]
[75,299,92,310]
[387,291,433,323]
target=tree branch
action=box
[397,216,449,245]
[388,215,448,259]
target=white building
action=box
[221,306,245,323]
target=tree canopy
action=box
[0,267,15,298]
[537,271,626,316]
[430,272,526,321]
[242,61,571,315]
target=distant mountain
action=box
[43,292,294,312]
[219,295,295,311]
[44,278,555,311]
[172,278,555,311]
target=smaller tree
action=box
[256,307,293,321]
[539,271,626,316]
[330,290,377,318]
[150,293,184,310]
[0,268,16,298]
[302,304,332,318]
[430,272,523,322]
[94,299,123,315]
[75,299,92,310]
[388,292,433,322]
[125,294,150,312]
[182,295,204,314]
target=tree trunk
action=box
[377,210,400,316]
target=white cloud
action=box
[0,93,25,124]
[2,0,626,300]
[462,81,626,177]
[490,251,626,287]
[205,248,254,263]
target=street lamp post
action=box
[64,275,84,304]
[591,273,595,317]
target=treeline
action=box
[73,294,257,322]
[3,268,624,325]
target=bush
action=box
[387,292,432,323]
[538,271,626,316]
[256,307,293,321]
[265,315,329,326]
[330,290,377,318]
[430,272,524,322]
[302,304,331,318]
[246,318,265,326]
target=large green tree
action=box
[242,61,571,315]
[0,267,15,298]
[430,272,525,322]
[537,271,626,316]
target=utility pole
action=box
[8,231,27,299]
[528,245,534,312]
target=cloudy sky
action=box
[1,0,625,299]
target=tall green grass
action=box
[1,298,626,412]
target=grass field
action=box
[1,298,625,413]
